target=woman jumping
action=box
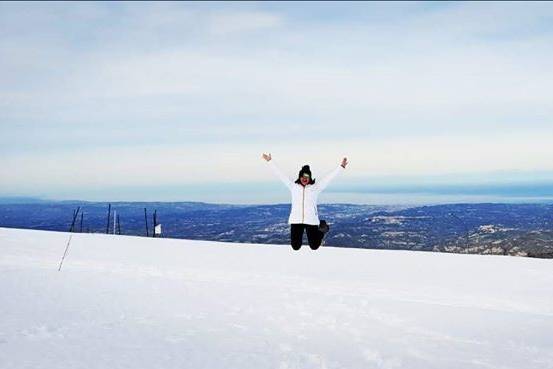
[262,153,348,250]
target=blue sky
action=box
[1,2,553,203]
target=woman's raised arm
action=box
[315,157,348,193]
[262,153,293,190]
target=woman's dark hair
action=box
[295,165,316,185]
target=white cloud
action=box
[2,132,552,195]
[1,2,553,197]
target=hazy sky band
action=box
[1,2,552,202]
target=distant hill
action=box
[0,197,49,204]
[1,200,552,257]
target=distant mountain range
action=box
[0,197,51,204]
[1,199,552,258]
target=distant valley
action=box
[1,200,552,258]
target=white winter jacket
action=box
[267,161,345,225]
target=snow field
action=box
[1,227,552,369]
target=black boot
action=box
[319,220,330,234]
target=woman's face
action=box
[300,174,311,186]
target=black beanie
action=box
[299,165,311,178]
[295,165,315,185]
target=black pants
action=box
[291,223,324,250]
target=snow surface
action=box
[1,227,553,369]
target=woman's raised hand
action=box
[262,153,272,162]
[341,157,348,168]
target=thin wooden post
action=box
[144,208,149,237]
[106,203,111,234]
[152,210,157,238]
[69,207,80,233]
[58,235,73,271]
